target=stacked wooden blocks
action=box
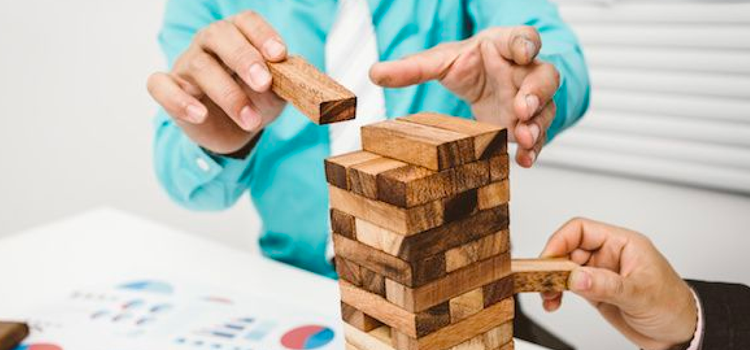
[325,113,515,350]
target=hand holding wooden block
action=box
[267,55,356,124]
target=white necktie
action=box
[325,0,387,156]
[324,0,387,262]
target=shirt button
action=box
[196,158,210,172]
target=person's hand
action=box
[147,11,287,155]
[540,218,698,350]
[370,27,559,168]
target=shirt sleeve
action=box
[152,0,256,211]
[466,0,591,141]
[685,287,705,350]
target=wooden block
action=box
[396,204,509,261]
[362,267,386,297]
[350,157,408,199]
[445,230,509,273]
[361,120,475,171]
[329,185,443,236]
[344,325,395,350]
[377,164,453,208]
[332,234,446,288]
[268,55,356,124]
[390,297,514,350]
[355,218,405,256]
[477,180,510,210]
[342,301,383,332]
[448,333,486,350]
[331,209,357,239]
[336,257,363,286]
[511,259,578,293]
[400,113,507,159]
[442,189,479,223]
[339,280,450,338]
[483,322,513,350]
[0,322,29,350]
[385,252,511,312]
[325,151,381,190]
[489,155,510,182]
[482,275,515,308]
[449,288,484,322]
[451,160,490,194]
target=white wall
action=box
[1,1,748,350]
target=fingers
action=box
[481,26,541,66]
[568,267,634,308]
[514,101,554,167]
[514,62,561,122]
[232,11,287,62]
[541,217,611,259]
[147,72,208,124]
[369,42,462,87]
[186,51,262,131]
[196,20,273,92]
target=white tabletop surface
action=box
[0,208,545,350]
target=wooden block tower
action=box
[325,113,519,350]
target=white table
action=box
[0,208,545,350]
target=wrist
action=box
[204,130,263,160]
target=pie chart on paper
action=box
[280,325,335,349]
[15,344,64,350]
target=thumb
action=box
[569,267,634,308]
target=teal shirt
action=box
[154,0,590,278]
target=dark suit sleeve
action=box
[686,280,750,350]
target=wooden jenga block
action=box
[477,180,510,211]
[389,297,514,350]
[267,55,356,124]
[399,113,507,159]
[326,151,381,190]
[511,259,579,293]
[345,322,513,350]
[332,235,446,287]
[451,160,491,194]
[385,252,511,313]
[483,322,513,350]
[339,280,451,338]
[331,209,357,239]
[350,157,409,199]
[362,268,387,297]
[342,302,383,332]
[329,186,444,235]
[0,322,29,350]
[336,257,364,286]
[445,230,510,273]
[489,155,510,182]
[377,164,454,208]
[449,288,484,322]
[482,276,515,308]
[353,205,508,263]
[361,120,475,171]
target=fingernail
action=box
[524,39,537,60]
[526,94,539,116]
[528,150,537,164]
[248,63,272,91]
[263,39,286,59]
[186,104,207,123]
[528,123,540,144]
[571,270,592,291]
[240,105,260,131]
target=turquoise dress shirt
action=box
[153,0,590,278]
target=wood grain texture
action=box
[489,155,510,182]
[511,259,578,293]
[344,325,394,350]
[390,297,514,350]
[377,164,453,208]
[332,234,446,288]
[445,230,509,273]
[451,160,491,194]
[385,252,512,312]
[331,209,357,239]
[342,301,383,332]
[396,204,509,262]
[350,157,409,199]
[361,120,475,171]
[482,275,515,308]
[336,257,364,286]
[268,55,356,124]
[400,113,508,159]
[325,151,381,190]
[329,186,443,236]
[362,267,387,297]
[355,218,405,256]
[449,288,484,322]
[339,280,451,338]
[477,180,510,211]
[0,322,29,350]
[345,321,513,350]
[483,322,513,350]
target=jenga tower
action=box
[325,113,516,350]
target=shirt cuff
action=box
[685,287,704,350]
[176,138,255,195]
